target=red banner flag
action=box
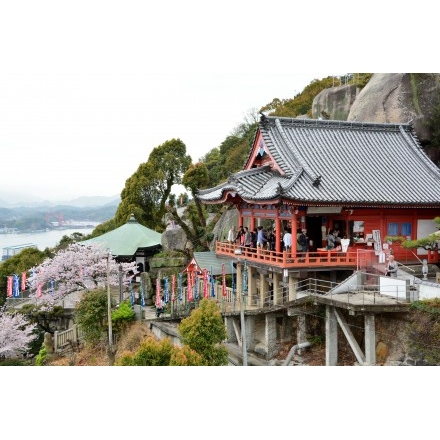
[187,271,193,301]
[171,274,175,302]
[222,264,227,297]
[36,282,43,298]
[155,278,161,307]
[7,276,13,297]
[21,272,26,291]
[203,269,208,298]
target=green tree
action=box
[75,289,113,345]
[399,217,440,251]
[114,138,192,231]
[177,298,228,365]
[111,300,135,334]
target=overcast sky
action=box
[0,1,433,203]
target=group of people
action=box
[229,225,310,254]
[228,225,276,251]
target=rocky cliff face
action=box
[348,73,440,145]
[312,73,440,164]
[312,84,359,121]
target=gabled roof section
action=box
[80,214,162,257]
[197,115,440,207]
[183,252,233,276]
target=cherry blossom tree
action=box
[27,243,137,305]
[0,306,38,358]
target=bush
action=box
[112,300,135,334]
[35,343,48,366]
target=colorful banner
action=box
[194,271,199,300]
[140,279,145,307]
[178,273,183,301]
[210,265,215,298]
[242,260,248,295]
[187,271,193,301]
[164,277,169,303]
[203,269,208,298]
[21,272,26,291]
[231,261,235,295]
[7,276,13,297]
[129,278,134,306]
[156,277,161,307]
[13,274,20,298]
[36,282,43,298]
[171,274,175,302]
[222,264,226,297]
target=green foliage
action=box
[169,345,206,366]
[116,336,174,366]
[178,298,228,365]
[0,358,31,366]
[75,289,113,345]
[260,74,372,119]
[35,343,48,366]
[407,299,440,364]
[114,138,192,232]
[384,235,406,243]
[111,300,135,334]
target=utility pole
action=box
[118,263,123,303]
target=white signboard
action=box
[372,229,382,255]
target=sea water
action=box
[0,227,96,254]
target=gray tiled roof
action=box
[197,116,440,207]
[188,252,233,276]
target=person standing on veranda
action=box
[283,227,292,252]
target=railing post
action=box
[72,324,77,343]
[54,330,59,353]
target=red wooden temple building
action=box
[195,115,440,294]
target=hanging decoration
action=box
[155,277,161,307]
[187,271,193,301]
[210,265,215,298]
[203,269,208,299]
[222,264,226,297]
[242,259,248,295]
[21,272,26,291]
[178,273,183,302]
[7,276,13,298]
[164,276,169,304]
[171,274,176,302]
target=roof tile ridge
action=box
[275,118,321,186]
[398,125,440,178]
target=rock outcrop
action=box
[312,84,359,121]
[347,73,440,145]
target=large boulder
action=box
[312,84,358,121]
[209,207,239,250]
[161,227,193,253]
[347,73,440,145]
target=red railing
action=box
[215,242,361,269]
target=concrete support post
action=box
[224,316,238,343]
[288,276,297,301]
[364,314,376,366]
[260,273,268,308]
[265,313,277,360]
[273,272,280,305]
[245,315,255,351]
[326,306,338,366]
[297,314,306,345]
